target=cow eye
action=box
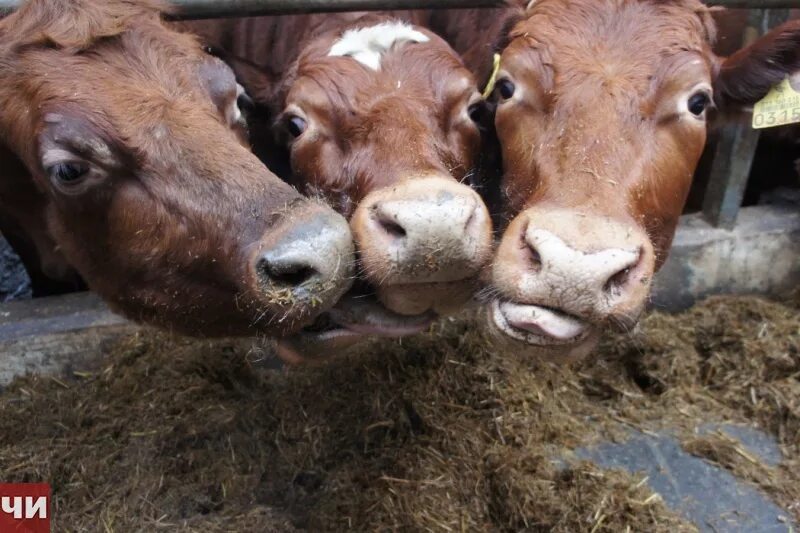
[235,84,254,123]
[285,115,307,138]
[237,91,254,115]
[48,162,90,186]
[687,91,711,117]
[496,79,515,100]
[468,101,486,123]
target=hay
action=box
[601,295,800,519]
[0,294,797,531]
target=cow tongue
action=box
[328,292,436,336]
[276,291,436,362]
[498,301,587,341]
[275,327,364,364]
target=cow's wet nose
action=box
[351,176,492,286]
[370,192,482,249]
[252,203,354,319]
[494,207,655,327]
[256,253,321,289]
[522,229,645,302]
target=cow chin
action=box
[271,279,482,364]
[376,279,479,316]
[483,299,602,363]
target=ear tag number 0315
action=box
[752,77,800,129]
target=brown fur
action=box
[431,0,800,359]
[185,14,484,214]
[428,4,527,88]
[717,18,800,108]
[0,0,348,337]
[184,14,494,320]
[499,0,716,263]
[445,0,800,264]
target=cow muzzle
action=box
[250,202,355,329]
[350,176,492,315]
[274,285,437,364]
[486,207,655,361]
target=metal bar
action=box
[2,0,800,19]
[174,0,504,18]
[166,0,496,17]
[702,124,762,229]
[5,0,492,18]
[701,9,789,229]
[708,0,800,5]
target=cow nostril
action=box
[461,198,480,231]
[521,230,543,272]
[604,266,632,292]
[373,210,407,239]
[380,220,407,238]
[257,256,319,289]
[528,246,542,270]
[603,247,643,294]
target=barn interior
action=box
[0,1,798,531]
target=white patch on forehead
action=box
[328,22,429,71]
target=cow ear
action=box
[226,57,276,106]
[714,19,800,112]
[465,9,525,89]
[205,46,276,106]
[494,8,525,54]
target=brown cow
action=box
[185,14,494,361]
[0,0,356,339]
[434,0,800,360]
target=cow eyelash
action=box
[234,85,254,125]
[687,91,712,117]
[48,161,90,185]
[285,115,307,138]
[468,101,486,123]
[679,84,713,120]
[496,78,516,100]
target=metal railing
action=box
[0,0,798,18]
[4,0,493,17]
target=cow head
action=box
[484,0,800,360]
[235,17,494,361]
[0,0,355,337]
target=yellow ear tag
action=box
[752,77,800,129]
[481,53,502,100]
